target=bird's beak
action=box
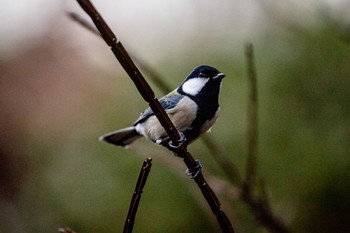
[213,73,225,80]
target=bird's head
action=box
[178,65,225,97]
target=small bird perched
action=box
[100,65,225,151]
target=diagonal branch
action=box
[123,157,152,233]
[73,1,235,232]
[75,0,181,143]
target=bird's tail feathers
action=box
[99,126,142,147]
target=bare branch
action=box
[73,1,235,232]
[244,42,259,191]
[123,157,152,233]
[242,43,290,233]
[67,12,101,37]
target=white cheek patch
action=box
[181,78,209,96]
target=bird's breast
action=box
[136,96,198,141]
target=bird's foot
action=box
[185,160,202,178]
[168,132,187,149]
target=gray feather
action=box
[134,92,183,125]
[99,126,142,147]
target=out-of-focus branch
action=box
[241,43,290,233]
[68,12,101,37]
[73,1,235,232]
[123,157,152,233]
[244,42,259,191]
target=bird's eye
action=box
[198,72,206,78]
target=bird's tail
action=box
[99,126,142,147]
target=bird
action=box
[99,65,225,151]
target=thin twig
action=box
[123,157,152,233]
[73,1,235,232]
[244,42,259,191]
[67,12,101,37]
[241,43,290,233]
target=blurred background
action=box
[1,0,350,232]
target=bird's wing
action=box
[133,90,183,125]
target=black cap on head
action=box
[185,65,221,81]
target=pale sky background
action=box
[0,0,348,63]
